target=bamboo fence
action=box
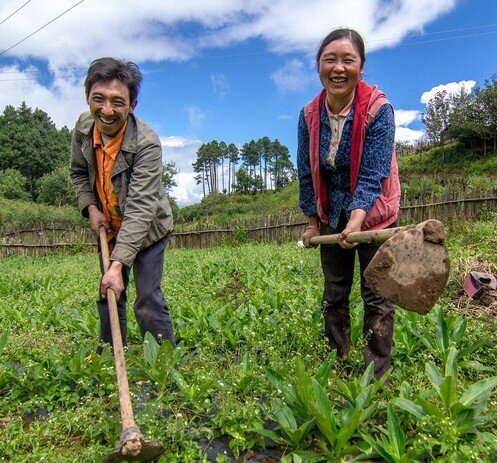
[1,194,496,257]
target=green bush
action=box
[0,196,85,230]
[0,168,31,201]
[37,167,77,207]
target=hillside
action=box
[176,142,497,228]
[1,143,496,232]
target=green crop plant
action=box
[393,346,497,459]
[361,402,415,463]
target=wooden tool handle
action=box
[309,226,403,245]
[99,227,137,431]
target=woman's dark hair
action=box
[316,28,366,69]
[84,57,142,102]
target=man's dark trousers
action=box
[97,236,176,349]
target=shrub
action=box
[37,167,76,207]
[0,168,31,201]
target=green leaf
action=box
[459,376,497,407]
[392,398,425,419]
[439,375,456,410]
[254,427,282,444]
[290,450,326,463]
[275,403,298,432]
[309,378,337,447]
[361,433,393,462]
[314,354,333,388]
[359,362,375,389]
[142,331,159,366]
[0,332,7,353]
[444,346,458,379]
[266,368,297,405]
[416,396,444,418]
[425,361,443,388]
[399,381,412,399]
[386,402,405,457]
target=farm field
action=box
[1,218,496,462]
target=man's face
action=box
[87,79,137,137]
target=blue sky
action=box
[0,0,496,205]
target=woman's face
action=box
[318,38,363,104]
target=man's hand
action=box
[88,205,109,236]
[100,261,124,300]
[338,209,366,249]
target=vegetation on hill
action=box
[1,73,496,230]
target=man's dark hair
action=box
[316,28,366,69]
[84,57,142,102]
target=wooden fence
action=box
[1,195,496,257]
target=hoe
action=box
[301,219,450,315]
[99,227,165,463]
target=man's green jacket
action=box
[70,112,173,267]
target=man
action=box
[70,57,176,350]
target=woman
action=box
[297,28,400,380]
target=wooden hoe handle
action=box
[99,228,141,444]
[309,226,402,246]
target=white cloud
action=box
[394,109,423,143]
[395,126,424,144]
[183,104,209,129]
[395,109,420,127]
[0,65,86,128]
[420,80,476,104]
[0,0,456,68]
[160,136,204,206]
[211,73,228,97]
[271,59,314,93]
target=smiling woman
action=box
[297,28,400,380]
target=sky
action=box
[0,0,496,206]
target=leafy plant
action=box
[394,346,497,455]
[135,332,187,398]
[361,403,415,463]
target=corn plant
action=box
[329,361,386,412]
[265,355,333,423]
[260,356,379,460]
[393,311,425,361]
[421,306,477,363]
[257,400,316,450]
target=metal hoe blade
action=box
[364,219,450,315]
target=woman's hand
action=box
[338,209,366,249]
[303,225,320,248]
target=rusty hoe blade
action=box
[364,219,450,315]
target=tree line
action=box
[1,73,495,210]
[422,74,497,154]
[0,103,180,208]
[192,137,296,197]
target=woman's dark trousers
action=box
[320,221,394,379]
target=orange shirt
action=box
[93,122,127,242]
